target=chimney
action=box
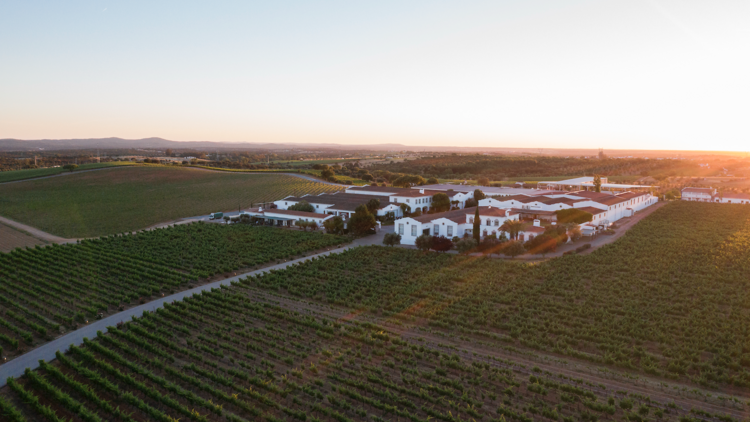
[533,219,540,227]
[419,189,425,194]
[258,206,263,212]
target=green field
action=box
[0,161,136,183]
[0,166,344,238]
[251,202,750,389]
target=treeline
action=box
[369,154,701,180]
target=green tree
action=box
[382,232,401,246]
[399,203,411,217]
[432,193,451,212]
[473,189,486,201]
[477,177,490,186]
[555,208,593,224]
[366,198,381,214]
[321,169,335,181]
[289,201,315,213]
[63,164,78,172]
[427,177,439,184]
[323,216,344,234]
[455,238,477,254]
[473,207,480,243]
[415,234,433,252]
[593,175,602,193]
[503,240,526,258]
[349,204,376,235]
[296,219,309,231]
[500,219,524,240]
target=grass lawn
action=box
[0,161,136,183]
[0,166,344,238]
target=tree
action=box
[593,175,602,193]
[366,198,381,214]
[289,201,315,213]
[361,174,374,182]
[165,148,173,157]
[543,225,569,245]
[473,207,480,243]
[323,216,344,234]
[431,236,453,252]
[477,177,490,186]
[481,236,501,257]
[296,220,309,231]
[415,234,433,252]
[500,219,524,240]
[223,215,231,224]
[349,204,376,235]
[464,198,478,208]
[321,169,335,181]
[473,189,486,201]
[568,226,582,242]
[399,203,411,217]
[427,177,439,184]
[555,208,593,224]
[393,175,426,187]
[308,221,319,231]
[503,240,526,258]
[525,233,558,256]
[455,238,477,254]
[63,164,78,172]
[432,193,451,212]
[383,232,401,246]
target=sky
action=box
[1,1,749,151]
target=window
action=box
[494,219,499,226]
[447,226,453,237]
[469,217,474,223]
[434,224,439,235]
[486,219,490,225]
[398,224,404,235]
[411,225,417,236]
[407,199,410,203]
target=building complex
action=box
[681,187,750,204]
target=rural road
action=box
[0,227,392,386]
[0,215,71,243]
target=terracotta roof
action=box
[412,208,469,224]
[575,206,607,215]
[720,192,750,199]
[476,206,513,217]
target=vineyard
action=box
[2,284,740,422]
[248,202,750,391]
[0,166,344,238]
[0,223,347,359]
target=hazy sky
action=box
[1,1,749,151]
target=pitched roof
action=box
[720,192,750,199]
[575,206,607,215]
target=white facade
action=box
[395,207,519,245]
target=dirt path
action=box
[0,215,72,243]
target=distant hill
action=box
[0,138,411,152]
[0,137,743,157]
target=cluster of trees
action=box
[368,154,705,181]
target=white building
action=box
[242,207,334,228]
[681,187,750,204]
[395,206,519,245]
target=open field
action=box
[0,224,347,361]
[0,166,344,238]
[0,162,136,184]
[0,223,46,253]
[2,284,744,422]
[249,202,750,391]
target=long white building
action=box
[393,189,658,245]
[681,187,750,204]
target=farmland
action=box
[248,202,750,390]
[0,161,136,184]
[0,223,46,253]
[0,224,347,359]
[3,284,742,422]
[0,166,344,238]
